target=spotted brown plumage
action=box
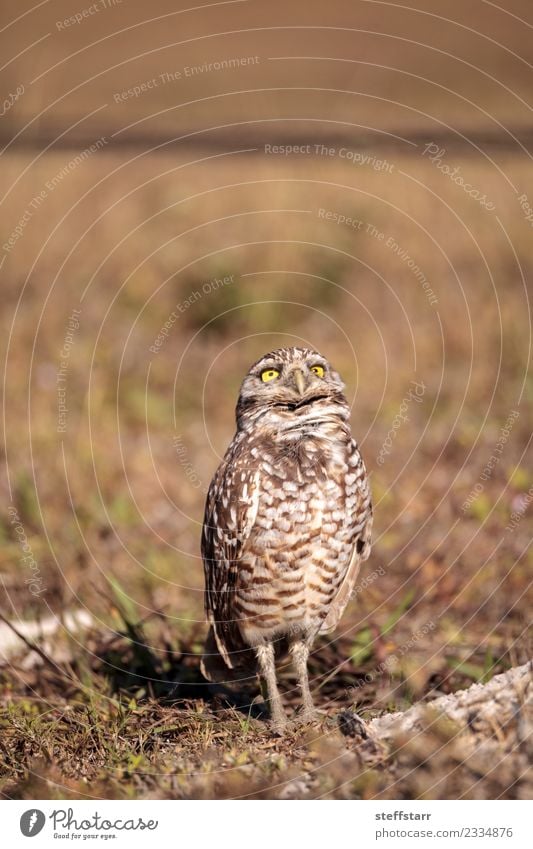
[201,346,372,730]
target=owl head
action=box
[236,346,348,429]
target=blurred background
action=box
[1,0,532,799]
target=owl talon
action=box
[201,347,373,742]
[293,706,320,727]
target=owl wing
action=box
[320,445,373,634]
[201,441,260,674]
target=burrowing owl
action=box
[201,347,372,730]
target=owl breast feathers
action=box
[201,346,372,682]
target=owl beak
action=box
[292,368,306,396]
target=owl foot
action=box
[293,706,321,727]
[269,713,289,735]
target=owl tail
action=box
[200,626,257,684]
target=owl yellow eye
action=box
[310,365,325,378]
[261,368,280,383]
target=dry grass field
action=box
[1,0,532,800]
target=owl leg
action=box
[255,643,287,732]
[290,639,317,722]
